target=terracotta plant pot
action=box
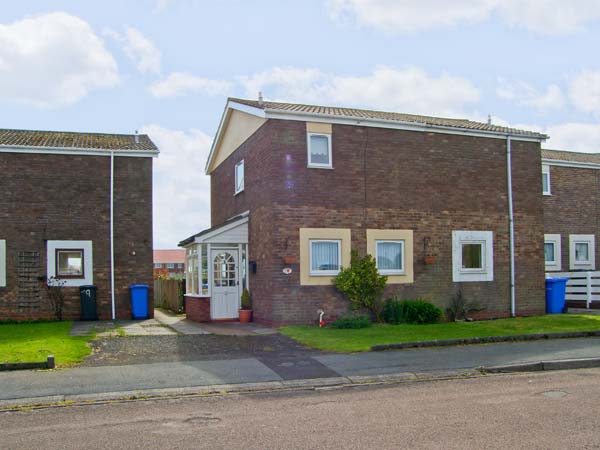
[283,255,297,265]
[424,255,436,265]
[239,309,253,323]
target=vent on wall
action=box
[17,251,40,308]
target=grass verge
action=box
[280,315,600,352]
[0,321,93,366]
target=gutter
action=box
[506,136,516,317]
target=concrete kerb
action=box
[481,357,600,374]
[0,369,482,412]
[371,330,600,351]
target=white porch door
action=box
[211,250,240,319]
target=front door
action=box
[211,250,239,319]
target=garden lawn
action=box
[0,321,93,366]
[280,315,600,352]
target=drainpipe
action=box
[110,151,116,320]
[506,136,516,317]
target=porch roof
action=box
[178,212,248,247]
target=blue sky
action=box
[2,0,600,248]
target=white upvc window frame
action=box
[234,160,244,195]
[452,231,494,282]
[307,133,333,169]
[375,240,405,275]
[542,164,551,195]
[569,234,595,270]
[544,234,561,271]
[46,240,93,287]
[0,240,5,287]
[309,239,341,276]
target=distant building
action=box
[154,249,185,278]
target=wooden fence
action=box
[154,279,185,313]
[547,271,600,308]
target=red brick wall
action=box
[542,165,600,271]
[0,152,154,320]
[185,296,211,322]
[210,119,546,324]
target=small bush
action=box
[241,288,252,310]
[382,298,404,324]
[446,288,483,321]
[382,298,442,325]
[330,314,372,329]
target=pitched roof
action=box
[229,97,548,139]
[0,128,158,152]
[542,149,600,164]
[153,249,185,264]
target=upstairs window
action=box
[542,165,551,195]
[235,160,244,194]
[307,133,332,168]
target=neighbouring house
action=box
[154,249,185,278]
[542,149,600,309]
[0,129,158,321]
[180,97,548,325]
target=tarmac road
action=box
[2,368,600,450]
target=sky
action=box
[2,0,600,249]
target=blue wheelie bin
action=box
[545,277,568,314]
[130,284,149,319]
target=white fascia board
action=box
[204,101,267,174]
[194,216,249,244]
[0,145,158,158]
[542,158,600,170]
[264,110,546,142]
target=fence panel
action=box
[153,279,185,313]
[547,271,600,308]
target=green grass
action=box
[0,321,93,366]
[280,315,600,352]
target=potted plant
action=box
[239,288,253,323]
[424,254,436,265]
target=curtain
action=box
[575,243,589,262]
[311,241,339,271]
[544,243,555,262]
[377,242,402,271]
[310,135,330,165]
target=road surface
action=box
[2,369,599,449]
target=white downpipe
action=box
[110,152,116,320]
[506,136,516,317]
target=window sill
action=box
[307,165,334,170]
[309,272,339,277]
[379,271,405,276]
[234,189,244,196]
[543,193,552,196]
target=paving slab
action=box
[115,319,177,336]
[69,321,116,336]
[153,309,210,335]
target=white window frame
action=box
[459,241,486,273]
[544,234,561,271]
[375,240,405,275]
[307,133,332,169]
[234,160,244,194]
[47,240,93,287]
[452,231,494,282]
[309,239,341,276]
[569,234,595,270]
[542,164,551,195]
[0,240,5,287]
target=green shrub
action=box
[241,288,252,310]
[334,251,387,321]
[330,314,372,329]
[382,298,442,325]
[382,298,404,324]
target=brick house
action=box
[0,129,157,320]
[180,98,548,325]
[542,149,600,308]
[154,249,185,278]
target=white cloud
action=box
[496,79,565,112]
[0,12,119,107]
[240,65,480,117]
[545,122,600,152]
[150,72,232,98]
[326,0,600,35]
[104,27,161,75]
[153,0,173,14]
[141,124,212,249]
[569,70,600,116]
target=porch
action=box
[179,213,250,323]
